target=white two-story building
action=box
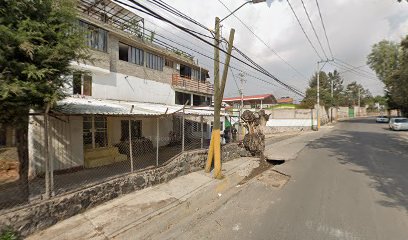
[27,0,220,176]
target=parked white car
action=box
[389,117,408,131]
[376,116,389,123]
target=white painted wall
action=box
[267,119,317,127]
[28,116,83,176]
[91,71,175,105]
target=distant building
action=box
[223,94,277,111]
[277,97,294,104]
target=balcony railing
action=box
[172,74,214,95]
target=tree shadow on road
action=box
[308,128,408,213]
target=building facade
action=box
[27,0,218,177]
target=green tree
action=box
[368,37,408,115]
[367,40,400,84]
[300,70,340,108]
[388,36,408,115]
[0,0,89,201]
[327,70,347,106]
[344,81,372,107]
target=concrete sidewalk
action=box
[27,157,260,240]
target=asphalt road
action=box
[169,118,408,240]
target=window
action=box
[193,94,207,106]
[83,75,92,96]
[119,43,129,62]
[119,42,144,65]
[207,97,212,106]
[165,59,174,68]
[146,52,164,71]
[201,71,208,82]
[121,120,142,141]
[180,64,191,79]
[83,116,107,149]
[94,116,107,148]
[73,73,92,96]
[79,21,108,52]
[175,91,191,105]
[192,68,201,80]
[73,73,82,95]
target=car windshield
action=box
[395,119,408,123]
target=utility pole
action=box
[358,87,361,107]
[205,18,235,179]
[330,77,334,122]
[205,0,267,179]
[316,59,333,130]
[358,87,361,117]
[316,61,320,130]
[239,73,246,140]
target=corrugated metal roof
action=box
[53,97,215,117]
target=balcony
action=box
[172,74,214,95]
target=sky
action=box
[123,0,408,102]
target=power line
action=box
[300,0,328,60]
[116,0,306,97]
[216,0,308,79]
[334,58,376,77]
[330,61,378,81]
[146,0,305,95]
[146,0,211,32]
[232,45,305,96]
[153,28,293,94]
[315,0,334,59]
[339,64,370,74]
[286,0,323,60]
[332,61,377,79]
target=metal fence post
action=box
[43,112,51,199]
[129,119,133,172]
[182,109,185,152]
[200,116,204,148]
[49,121,54,197]
[238,110,241,141]
[156,118,159,166]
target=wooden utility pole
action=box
[205,17,235,179]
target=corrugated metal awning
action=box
[52,97,216,117]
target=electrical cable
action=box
[115,0,306,97]
[315,0,334,59]
[216,0,308,80]
[286,0,323,60]
[300,0,328,60]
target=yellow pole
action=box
[205,131,215,172]
[213,129,221,179]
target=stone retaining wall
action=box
[0,143,248,237]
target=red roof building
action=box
[223,94,277,109]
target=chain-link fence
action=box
[0,112,227,211]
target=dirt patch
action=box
[238,159,272,185]
[256,169,290,189]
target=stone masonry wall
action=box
[0,143,248,237]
